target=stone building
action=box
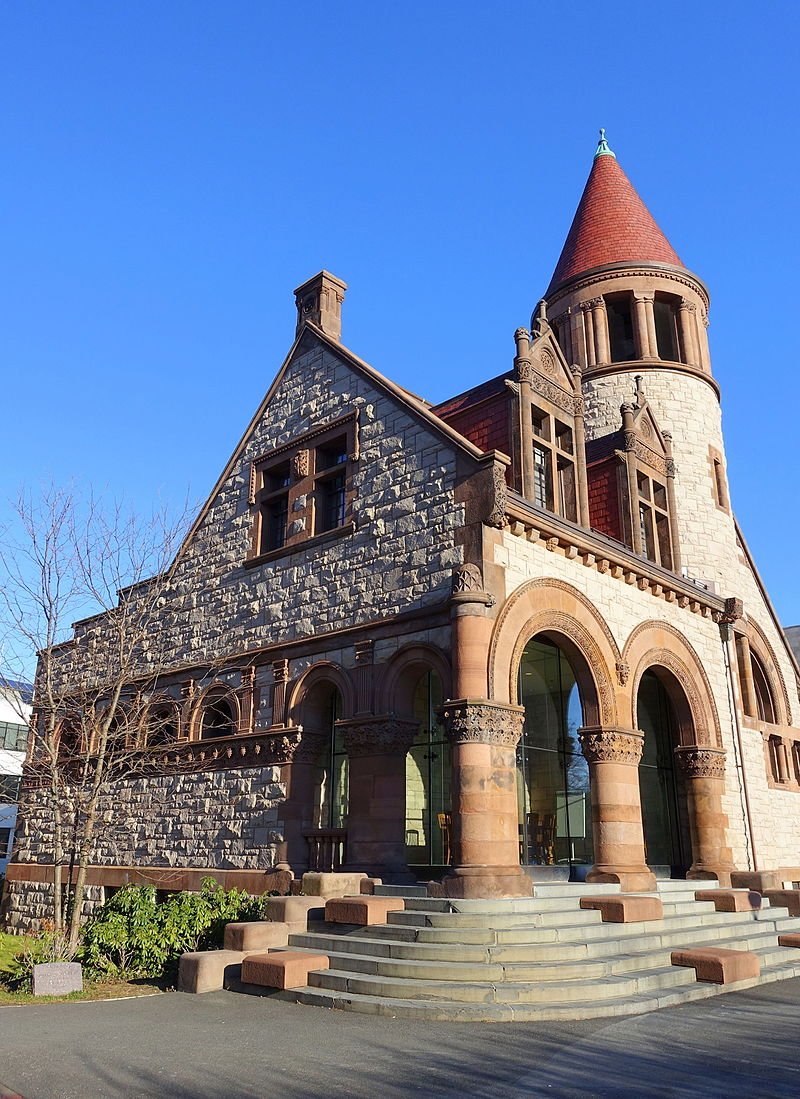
[6,132,800,927]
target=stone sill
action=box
[243,522,355,569]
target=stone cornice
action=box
[546,261,710,311]
[503,491,729,621]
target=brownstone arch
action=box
[622,621,722,748]
[284,661,356,728]
[488,578,620,726]
[377,643,452,718]
[187,682,242,742]
[622,621,733,883]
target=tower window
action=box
[653,295,682,362]
[605,294,636,363]
[636,471,672,568]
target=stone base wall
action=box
[3,881,104,935]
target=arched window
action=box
[636,670,686,873]
[605,293,636,363]
[200,696,237,740]
[146,704,179,747]
[736,637,778,725]
[517,637,592,870]
[310,686,347,829]
[653,293,683,362]
[405,670,450,867]
[751,651,776,725]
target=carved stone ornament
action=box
[293,450,310,479]
[530,373,576,416]
[271,730,326,765]
[674,746,726,780]
[341,717,419,757]
[539,349,556,376]
[437,700,524,747]
[452,563,484,595]
[271,658,290,683]
[579,727,644,765]
[354,640,375,665]
[487,464,508,529]
[616,661,630,687]
[516,361,533,383]
[720,597,744,624]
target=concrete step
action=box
[308,963,698,1004]
[374,884,428,898]
[389,908,604,929]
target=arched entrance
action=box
[517,637,594,876]
[405,670,451,869]
[636,669,688,876]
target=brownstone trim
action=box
[376,642,452,718]
[284,661,357,726]
[5,862,292,895]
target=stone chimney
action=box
[294,271,347,341]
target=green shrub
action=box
[2,930,77,993]
[79,879,270,981]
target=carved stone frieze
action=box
[271,729,327,765]
[616,661,630,687]
[516,361,533,383]
[529,373,577,416]
[538,349,556,376]
[579,726,644,766]
[340,717,418,757]
[437,700,524,747]
[674,745,726,780]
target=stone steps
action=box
[287,958,800,1022]
[256,881,800,1021]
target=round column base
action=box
[587,865,657,892]
[428,865,533,900]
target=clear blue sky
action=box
[1,2,798,624]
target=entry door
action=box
[405,672,451,867]
[637,672,685,874]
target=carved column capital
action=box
[674,745,726,780]
[579,726,644,765]
[270,729,326,765]
[437,699,524,747]
[339,716,418,757]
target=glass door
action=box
[406,672,451,867]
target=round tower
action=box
[544,131,736,593]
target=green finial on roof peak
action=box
[594,128,616,160]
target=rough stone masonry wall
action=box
[497,529,800,872]
[4,883,104,936]
[582,368,800,868]
[66,340,464,678]
[5,765,285,932]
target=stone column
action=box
[436,699,530,898]
[674,746,734,885]
[663,433,682,572]
[678,299,699,365]
[736,635,759,720]
[353,640,375,715]
[572,365,591,528]
[580,726,656,891]
[340,717,418,879]
[570,309,587,370]
[643,294,658,358]
[582,303,597,367]
[514,328,535,502]
[590,298,610,365]
[238,666,258,734]
[621,403,643,554]
[633,294,652,358]
[270,659,290,728]
[272,729,326,873]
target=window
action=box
[735,637,778,725]
[0,721,29,752]
[653,294,682,362]
[314,436,348,534]
[257,461,291,554]
[0,828,12,858]
[605,294,636,363]
[145,704,179,747]
[0,775,21,802]
[530,406,577,521]
[636,471,672,568]
[249,414,356,563]
[200,697,237,740]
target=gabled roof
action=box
[546,134,683,296]
[173,323,490,568]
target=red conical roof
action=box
[547,144,682,295]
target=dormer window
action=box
[637,471,672,569]
[530,405,577,521]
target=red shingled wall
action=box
[438,394,511,460]
[588,458,624,542]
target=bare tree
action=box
[0,485,193,948]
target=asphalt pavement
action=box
[1,978,799,1098]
